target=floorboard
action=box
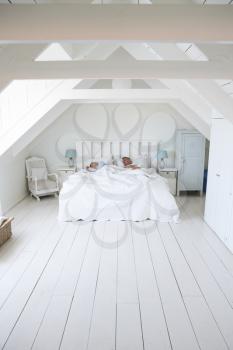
[157,222,227,350]
[131,222,171,350]
[32,223,92,350]
[170,217,233,349]
[87,222,118,350]
[147,223,200,350]
[60,222,105,350]
[0,195,233,350]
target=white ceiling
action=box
[0,1,233,155]
[1,40,233,142]
[0,0,232,4]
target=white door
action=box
[205,120,225,233]
[214,121,233,242]
[179,133,205,191]
[205,119,233,244]
[224,178,233,253]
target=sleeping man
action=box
[122,157,140,170]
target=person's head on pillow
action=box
[122,157,133,167]
[122,156,140,170]
[86,161,99,171]
[90,162,99,169]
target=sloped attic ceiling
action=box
[2,40,233,155]
[0,0,231,4]
[0,1,233,156]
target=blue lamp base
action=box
[159,159,166,169]
[68,158,74,167]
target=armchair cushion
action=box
[30,179,58,193]
[31,167,48,181]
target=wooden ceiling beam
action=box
[0,4,233,42]
[1,60,233,79]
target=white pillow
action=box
[132,155,148,168]
[87,167,97,172]
[114,156,124,167]
[84,157,112,169]
[98,160,109,169]
[100,157,112,166]
[31,167,47,180]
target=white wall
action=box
[0,147,30,214]
[27,103,193,171]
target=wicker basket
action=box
[0,217,13,247]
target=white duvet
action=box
[58,165,179,222]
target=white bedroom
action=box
[0,2,233,350]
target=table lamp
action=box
[158,150,168,169]
[65,149,76,167]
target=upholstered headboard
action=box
[76,140,158,169]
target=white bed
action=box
[58,141,179,223]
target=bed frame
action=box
[76,140,158,169]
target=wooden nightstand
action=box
[158,168,178,196]
[57,166,76,186]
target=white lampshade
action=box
[112,79,132,89]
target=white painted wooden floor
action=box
[0,195,233,350]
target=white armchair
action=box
[26,157,59,201]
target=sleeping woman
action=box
[86,161,99,172]
[122,157,140,170]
